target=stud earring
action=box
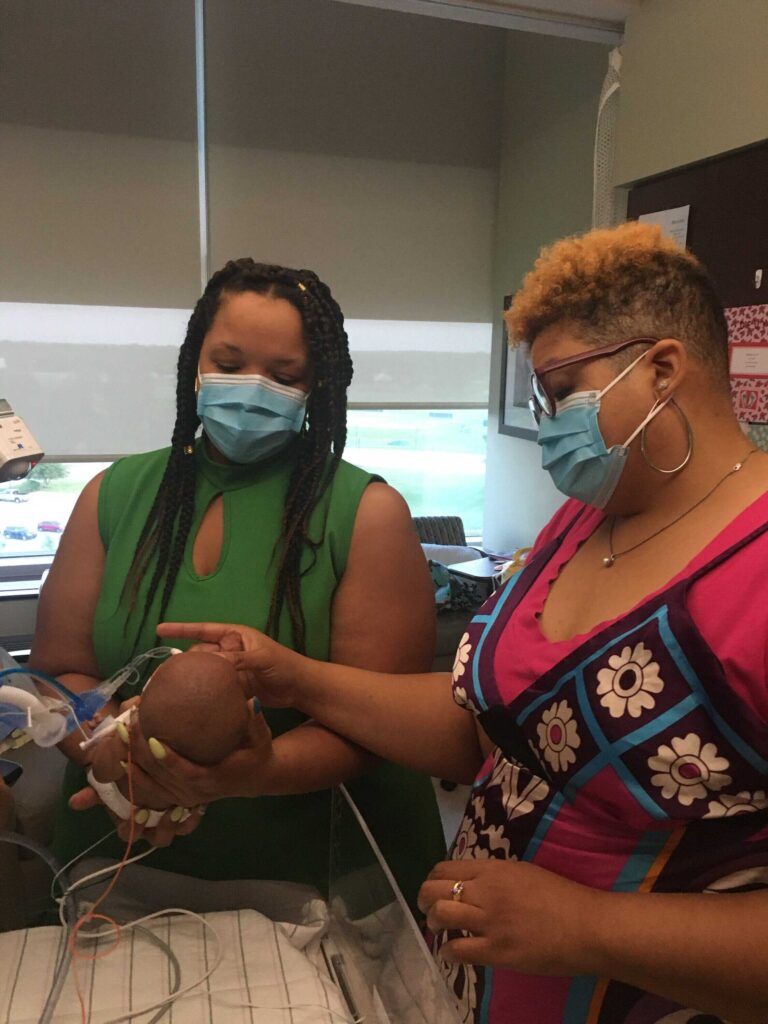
[658,380,669,393]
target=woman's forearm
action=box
[293,663,482,783]
[155,622,484,781]
[588,888,768,1022]
[256,722,375,796]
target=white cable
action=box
[56,847,157,928]
[49,828,119,900]
[50,830,154,901]
[61,899,356,1024]
[64,846,156,897]
[74,908,224,1023]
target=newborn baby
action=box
[87,650,249,827]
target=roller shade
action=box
[0,303,491,457]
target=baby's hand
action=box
[87,699,141,784]
[114,774,175,812]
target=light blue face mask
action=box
[197,373,307,465]
[536,351,668,509]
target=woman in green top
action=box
[30,259,444,908]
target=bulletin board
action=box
[627,140,768,444]
[626,141,767,309]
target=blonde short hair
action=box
[505,222,728,381]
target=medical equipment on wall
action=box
[0,646,178,784]
[0,398,44,483]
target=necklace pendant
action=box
[603,554,616,568]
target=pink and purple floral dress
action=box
[438,494,768,1024]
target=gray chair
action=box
[412,515,467,547]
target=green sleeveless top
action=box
[53,440,445,909]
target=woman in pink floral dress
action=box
[155,223,768,1023]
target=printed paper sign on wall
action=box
[726,304,768,424]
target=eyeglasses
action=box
[528,337,658,424]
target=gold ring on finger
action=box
[450,880,465,902]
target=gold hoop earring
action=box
[641,397,693,474]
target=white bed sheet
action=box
[0,908,350,1024]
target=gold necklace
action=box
[603,448,759,568]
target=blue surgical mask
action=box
[197,372,307,465]
[537,352,668,508]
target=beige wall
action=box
[615,0,768,185]
[483,30,608,552]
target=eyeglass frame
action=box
[528,336,659,423]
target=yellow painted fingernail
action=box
[119,760,129,771]
[134,808,149,825]
[148,738,167,760]
[116,722,130,744]
[10,729,22,739]
[170,806,185,823]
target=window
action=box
[343,319,491,537]
[2,0,499,593]
[346,409,487,538]
[1,307,491,563]
[0,410,488,571]
[0,463,110,588]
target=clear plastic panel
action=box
[326,785,460,1024]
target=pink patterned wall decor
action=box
[726,304,768,424]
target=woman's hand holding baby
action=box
[156,621,306,709]
[71,647,280,846]
[72,698,274,845]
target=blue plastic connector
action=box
[68,689,109,725]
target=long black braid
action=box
[124,259,353,652]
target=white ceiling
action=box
[334,0,640,43]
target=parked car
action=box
[0,491,28,503]
[3,526,37,541]
[37,520,63,533]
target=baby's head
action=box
[138,651,248,765]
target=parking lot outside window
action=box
[0,463,110,568]
[0,406,487,583]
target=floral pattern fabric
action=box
[595,642,664,719]
[436,515,768,1024]
[536,699,581,772]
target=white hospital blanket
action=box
[0,909,350,1024]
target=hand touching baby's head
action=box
[138,651,248,764]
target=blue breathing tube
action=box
[0,666,107,723]
[0,647,180,768]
